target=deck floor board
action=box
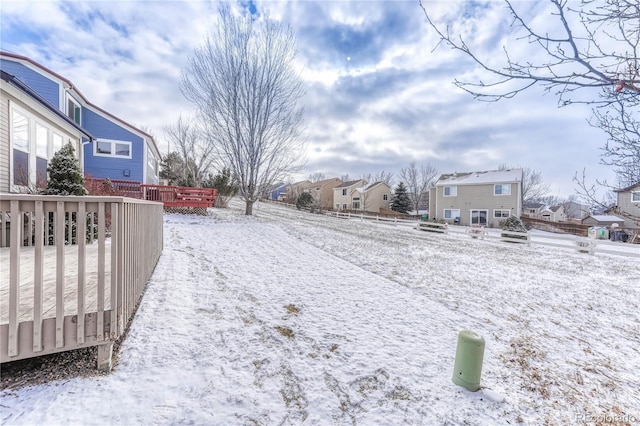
[0,244,112,324]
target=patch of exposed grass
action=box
[275,326,295,339]
[285,304,300,315]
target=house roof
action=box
[356,181,390,193]
[550,205,563,212]
[523,202,544,209]
[311,177,341,187]
[0,51,160,158]
[335,179,365,189]
[584,215,624,222]
[1,70,95,141]
[435,169,523,186]
[615,182,640,192]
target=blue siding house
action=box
[0,51,160,191]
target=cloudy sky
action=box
[0,0,617,197]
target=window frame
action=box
[632,191,640,203]
[342,188,347,196]
[94,138,133,159]
[443,186,457,197]
[9,102,77,189]
[494,184,511,196]
[66,93,82,126]
[383,194,388,201]
[494,209,511,219]
[443,209,460,220]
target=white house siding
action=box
[0,92,9,192]
[333,180,366,210]
[358,183,391,213]
[1,84,84,193]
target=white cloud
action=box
[0,0,620,197]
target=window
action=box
[342,188,347,196]
[342,203,347,209]
[35,123,49,188]
[443,186,457,196]
[12,109,30,186]
[494,184,511,195]
[383,194,388,201]
[471,210,488,226]
[66,94,81,125]
[52,133,64,153]
[353,201,360,209]
[94,139,132,158]
[632,192,640,202]
[10,103,78,189]
[494,209,510,218]
[444,209,460,220]
[335,204,340,209]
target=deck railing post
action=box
[8,200,21,357]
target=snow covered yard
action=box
[1,200,639,425]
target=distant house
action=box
[523,202,545,217]
[428,169,523,227]
[539,205,567,222]
[1,70,95,192]
[333,180,367,210]
[581,215,626,227]
[283,180,311,203]
[0,51,161,188]
[303,177,342,210]
[561,201,591,221]
[612,182,640,226]
[268,182,288,201]
[353,181,392,213]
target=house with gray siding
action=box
[0,51,160,190]
[610,182,640,229]
[428,169,523,227]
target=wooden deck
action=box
[0,194,163,370]
[0,244,112,324]
[84,178,218,210]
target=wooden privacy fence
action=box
[0,194,163,370]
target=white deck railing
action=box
[0,194,163,370]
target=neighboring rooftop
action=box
[435,169,523,186]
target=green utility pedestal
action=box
[452,330,485,391]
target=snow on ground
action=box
[1,200,639,425]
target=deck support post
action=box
[97,342,114,372]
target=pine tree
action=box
[502,215,527,233]
[42,143,87,195]
[296,192,314,210]
[391,182,412,213]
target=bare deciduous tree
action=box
[420,0,640,187]
[399,162,438,213]
[591,100,640,186]
[163,115,214,188]
[308,172,326,183]
[181,7,306,215]
[498,164,550,204]
[360,171,394,186]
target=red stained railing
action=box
[85,178,217,208]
